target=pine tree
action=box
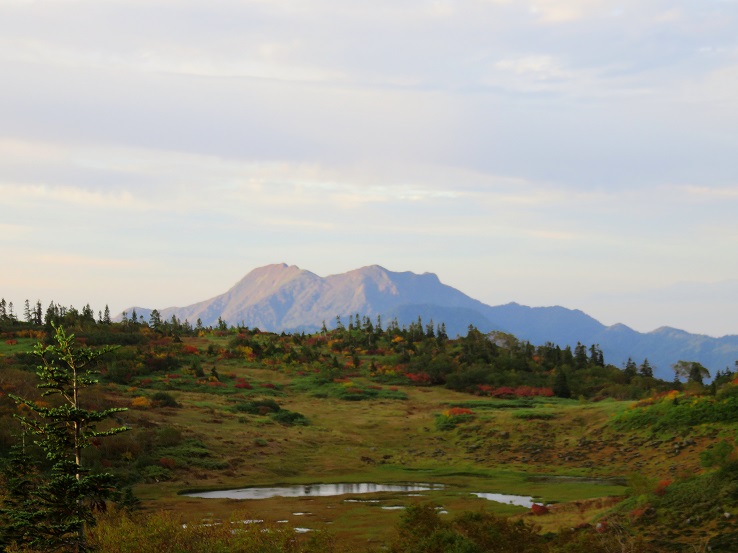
[0,297,7,320]
[623,358,638,381]
[639,358,653,378]
[23,299,32,323]
[34,300,43,326]
[149,309,162,330]
[573,342,588,369]
[1,324,130,551]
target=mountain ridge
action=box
[120,263,738,380]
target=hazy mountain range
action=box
[122,263,738,381]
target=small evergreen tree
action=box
[149,308,162,330]
[1,324,130,552]
[639,358,654,378]
[23,299,32,323]
[623,357,638,381]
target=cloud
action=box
[0,183,147,211]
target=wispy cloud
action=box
[1,0,738,335]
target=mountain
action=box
[121,263,738,380]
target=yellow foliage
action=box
[131,396,152,409]
[237,345,253,358]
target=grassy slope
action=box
[4,329,735,551]
[102,336,725,550]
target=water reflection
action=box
[472,492,537,508]
[185,482,444,500]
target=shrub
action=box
[131,396,152,409]
[700,440,735,468]
[141,465,173,483]
[271,410,309,426]
[390,503,545,553]
[151,391,179,408]
[435,408,474,431]
[233,398,280,415]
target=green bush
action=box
[232,398,281,414]
[151,391,179,408]
[613,394,738,431]
[270,410,309,426]
[434,414,473,431]
[141,465,173,483]
[389,504,544,553]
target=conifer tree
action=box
[23,299,32,323]
[624,357,638,381]
[639,358,654,378]
[1,324,130,551]
[34,300,43,326]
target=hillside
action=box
[3,319,738,551]
[121,263,738,379]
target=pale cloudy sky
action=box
[2,0,737,337]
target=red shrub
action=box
[531,504,549,515]
[405,372,432,385]
[5,339,17,345]
[446,407,473,416]
[654,479,671,496]
[159,457,177,469]
[477,385,554,398]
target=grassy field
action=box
[4,327,736,551]
[105,337,679,549]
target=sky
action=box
[1,0,737,337]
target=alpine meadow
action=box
[2,272,738,551]
[3,1,738,551]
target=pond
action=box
[184,483,538,507]
[471,492,538,508]
[184,482,445,500]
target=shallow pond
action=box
[184,482,445,499]
[184,482,538,507]
[471,492,538,508]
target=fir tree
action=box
[639,358,653,378]
[1,324,130,551]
